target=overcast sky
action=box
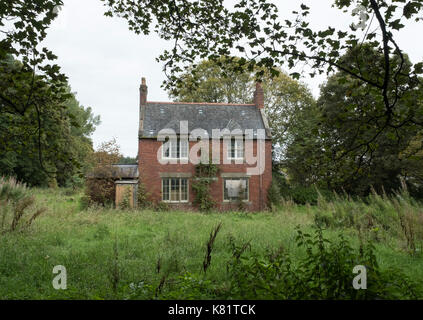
[43,0,423,157]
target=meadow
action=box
[1,185,423,299]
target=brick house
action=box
[138,78,272,211]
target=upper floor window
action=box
[227,138,244,160]
[163,138,188,159]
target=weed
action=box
[0,176,45,235]
[203,222,222,273]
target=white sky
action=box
[43,0,423,157]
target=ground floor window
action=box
[162,178,188,202]
[223,178,249,201]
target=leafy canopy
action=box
[102,0,423,157]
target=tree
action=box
[102,0,423,160]
[284,45,423,196]
[1,1,71,175]
[262,71,316,161]
[169,57,253,103]
[0,1,66,91]
[85,138,122,206]
[118,156,137,164]
[0,55,100,187]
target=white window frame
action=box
[223,178,249,202]
[162,178,189,203]
[227,138,244,160]
[162,138,189,160]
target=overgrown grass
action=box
[0,187,422,299]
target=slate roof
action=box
[87,164,139,179]
[140,102,271,139]
[111,164,139,179]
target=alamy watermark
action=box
[353,265,367,290]
[52,265,67,290]
[156,121,266,176]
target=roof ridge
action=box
[147,101,255,106]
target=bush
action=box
[271,170,334,205]
[137,180,152,209]
[288,185,320,205]
[85,177,115,207]
[226,225,422,299]
[119,187,132,210]
[284,186,334,205]
[84,138,121,207]
[127,223,422,300]
[192,179,215,212]
[192,162,219,212]
[79,195,91,211]
[267,175,282,209]
[154,201,170,212]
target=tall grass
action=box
[0,176,45,235]
[0,186,422,299]
[313,185,423,254]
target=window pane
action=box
[171,178,180,201]
[225,179,240,200]
[240,179,248,200]
[228,139,236,158]
[177,139,180,158]
[170,139,178,158]
[236,140,244,158]
[181,179,188,201]
[163,141,170,158]
[162,179,170,201]
[224,178,249,201]
[180,140,188,158]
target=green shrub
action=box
[267,176,282,209]
[126,223,422,300]
[192,162,219,212]
[192,178,216,212]
[288,185,320,205]
[225,225,421,299]
[79,195,91,211]
[154,201,170,212]
[119,187,132,210]
[137,180,152,209]
[314,210,334,228]
[278,183,334,206]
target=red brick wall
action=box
[138,139,272,212]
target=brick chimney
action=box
[140,77,148,106]
[253,82,264,109]
[139,77,147,138]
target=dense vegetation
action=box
[0,54,100,188]
[0,3,99,188]
[0,186,422,299]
